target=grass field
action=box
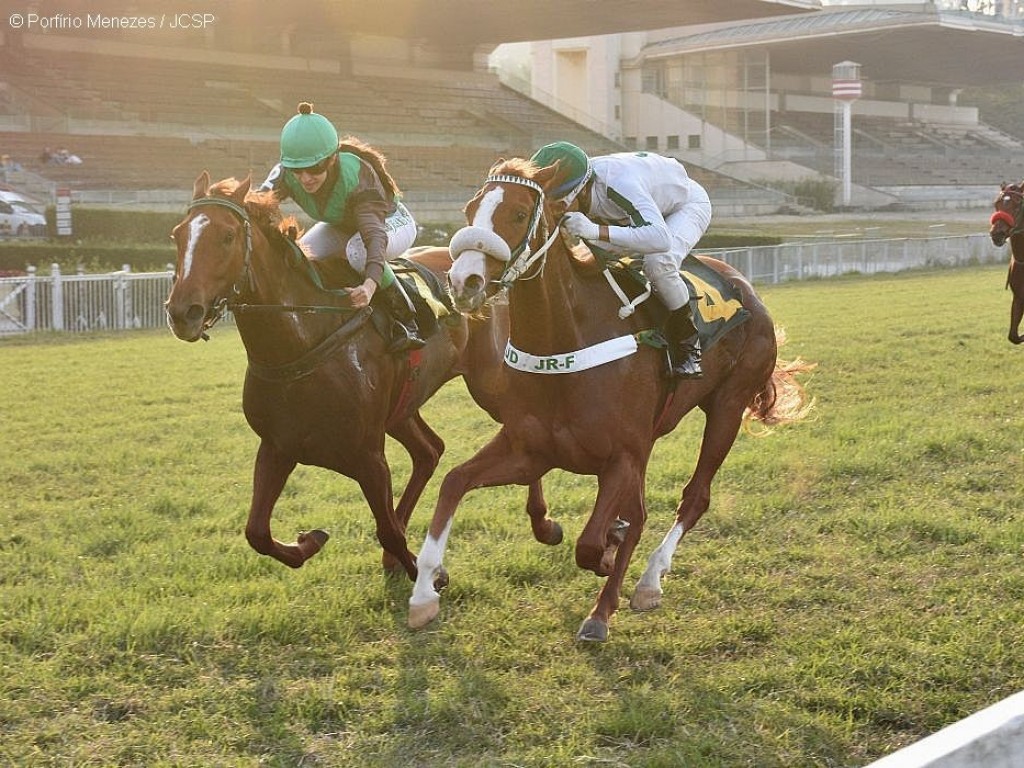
[2,262,1022,767]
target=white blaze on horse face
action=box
[181,213,210,281]
[448,250,488,299]
[449,186,505,298]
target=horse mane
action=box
[489,157,536,180]
[340,136,400,198]
[206,177,306,252]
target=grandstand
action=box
[523,2,1024,209]
[0,0,817,219]
[3,0,1020,220]
[0,37,629,218]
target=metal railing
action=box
[706,233,1003,285]
[0,264,175,336]
[0,233,1008,335]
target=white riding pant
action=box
[642,197,712,312]
[299,201,418,274]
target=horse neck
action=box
[459,305,510,418]
[507,227,604,352]
[1011,231,1024,262]
[234,225,342,361]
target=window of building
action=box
[645,136,659,150]
[666,135,680,150]
[688,134,701,150]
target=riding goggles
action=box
[289,157,332,175]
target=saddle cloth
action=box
[605,253,750,353]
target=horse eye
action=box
[223,230,236,245]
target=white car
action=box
[0,198,46,237]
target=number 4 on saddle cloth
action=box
[603,252,750,355]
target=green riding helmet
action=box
[279,102,339,168]
[530,141,591,200]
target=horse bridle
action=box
[449,174,562,289]
[183,195,355,337]
[185,195,256,334]
[991,184,1024,240]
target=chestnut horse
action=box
[990,180,1024,344]
[408,158,813,641]
[165,172,556,581]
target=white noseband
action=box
[449,225,512,263]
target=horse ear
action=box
[232,175,252,203]
[534,160,562,192]
[192,171,210,200]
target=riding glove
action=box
[562,212,600,242]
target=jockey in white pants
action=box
[260,102,424,352]
[530,142,712,379]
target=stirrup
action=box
[670,335,702,379]
[388,322,426,353]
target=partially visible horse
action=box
[990,180,1024,344]
[408,158,813,641]
[165,172,557,580]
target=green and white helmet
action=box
[279,102,339,168]
[530,141,591,201]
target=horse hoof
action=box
[545,521,564,546]
[630,585,663,612]
[576,617,609,643]
[433,567,449,593]
[408,597,440,629]
[297,529,330,559]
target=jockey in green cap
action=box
[530,141,711,379]
[261,102,424,352]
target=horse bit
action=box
[449,174,563,288]
[185,195,256,336]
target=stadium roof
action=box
[641,6,1024,87]
[333,0,820,45]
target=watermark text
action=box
[7,12,216,32]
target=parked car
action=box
[0,198,46,236]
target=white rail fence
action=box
[708,232,1004,285]
[0,234,1008,336]
[0,264,177,336]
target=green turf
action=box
[1,263,1021,767]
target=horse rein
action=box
[184,195,355,337]
[449,174,562,289]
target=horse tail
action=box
[743,327,815,435]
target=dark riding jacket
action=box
[260,150,397,286]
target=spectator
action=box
[56,148,83,165]
[0,154,22,181]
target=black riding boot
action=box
[381,280,426,353]
[665,306,702,379]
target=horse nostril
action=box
[465,274,484,295]
[185,304,207,323]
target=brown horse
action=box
[165,172,557,580]
[408,158,813,641]
[990,180,1024,344]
